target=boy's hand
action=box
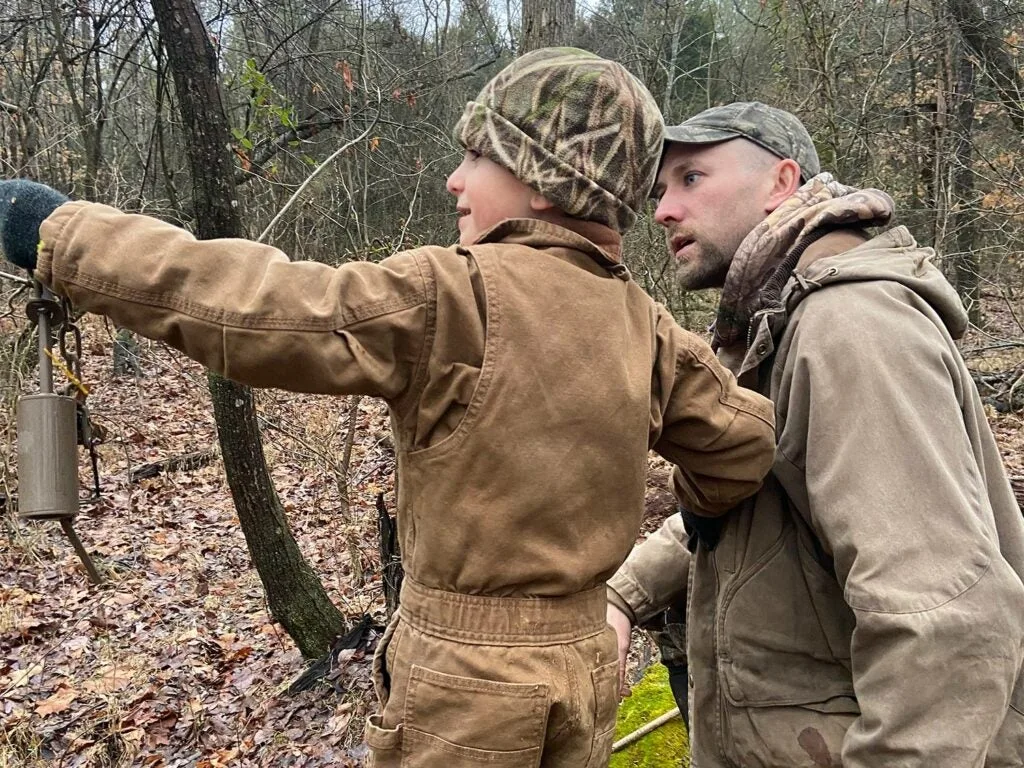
[606,602,633,698]
[0,180,69,272]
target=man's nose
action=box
[653,195,681,227]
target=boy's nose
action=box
[446,167,463,196]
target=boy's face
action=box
[447,150,539,245]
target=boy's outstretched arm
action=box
[650,307,776,516]
[1,183,430,401]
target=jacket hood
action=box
[788,225,970,340]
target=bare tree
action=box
[149,0,346,659]
[521,0,574,52]
[946,0,1024,130]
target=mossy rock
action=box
[610,664,689,768]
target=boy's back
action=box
[398,219,772,596]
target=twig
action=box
[256,92,381,245]
[0,269,33,285]
[963,341,1024,356]
[611,707,681,753]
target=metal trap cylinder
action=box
[16,393,79,520]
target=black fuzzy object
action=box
[0,179,70,271]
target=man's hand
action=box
[0,180,69,271]
[606,602,633,698]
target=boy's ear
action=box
[530,193,556,212]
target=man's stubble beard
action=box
[669,234,734,291]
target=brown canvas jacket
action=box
[609,227,1024,767]
[37,202,775,598]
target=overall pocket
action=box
[586,659,621,768]
[365,714,403,768]
[400,664,549,767]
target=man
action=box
[607,102,1024,767]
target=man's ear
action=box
[765,158,802,213]
[530,193,556,212]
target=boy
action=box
[0,48,775,765]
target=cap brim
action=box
[663,125,741,145]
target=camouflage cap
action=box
[453,47,665,232]
[665,102,820,180]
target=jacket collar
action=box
[471,218,626,277]
[723,227,878,383]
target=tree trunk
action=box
[951,45,980,325]
[930,0,952,260]
[946,0,1024,131]
[149,0,346,659]
[521,0,575,53]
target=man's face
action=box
[446,150,538,245]
[652,140,775,290]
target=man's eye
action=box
[684,173,699,185]
[467,149,481,161]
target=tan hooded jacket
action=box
[37,202,776,598]
[609,227,1024,767]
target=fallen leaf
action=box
[84,667,132,693]
[3,662,44,693]
[36,686,78,716]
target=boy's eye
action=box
[684,172,700,185]
[467,149,481,161]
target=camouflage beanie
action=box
[453,47,665,233]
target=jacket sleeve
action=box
[37,202,430,400]
[650,306,776,516]
[777,287,1024,767]
[607,512,690,625]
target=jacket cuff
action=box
[606,584,637,624]
[607,569,661,625]
[36,201,88,288]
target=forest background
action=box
[1,0,1022,765]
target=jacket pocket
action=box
[400,664,549,767]
[719,693,858,768]
[586,660,620,768]
[719,521,854,708]
[717,517,859,768]
[986,670,1024,768]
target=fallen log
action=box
[130,448,218,482]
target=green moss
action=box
[609,664,689,768]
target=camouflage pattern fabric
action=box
[646,607,687,666]
[713,173,895,351]
[454,47,665,233]
[665,101,821,181]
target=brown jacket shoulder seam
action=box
[390,250,438,419]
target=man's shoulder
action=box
[783,276,940,369]
[789,277,901,327]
